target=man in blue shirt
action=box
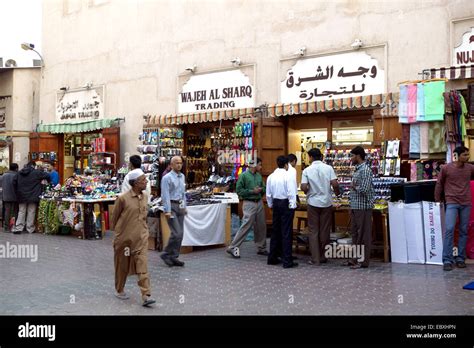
[47,164,60,186]
[160,156,187,267]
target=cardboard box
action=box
[422,201,444,265]
[388,202,408,263]
[404,202,426,264]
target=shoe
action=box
[115,292,130,300]
[443,263,453,271]
[267,259,281,265]
[226,247,240,258]
[142,295,156,307]
[171,258,185,267]
[342,260,357,267]
[257,250,269,256]
[350,263,368,269]
[13,231,21,235]
[160,254,174,267]
[283,262,298,269]
[455,261,466,269]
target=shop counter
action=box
[160,202,232,254]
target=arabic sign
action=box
[453,27,474,66]
[55,86,104,123]
[178,70,255,113]
[281,51,385,103]
[0,108,5,131]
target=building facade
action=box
[40,0,474,162]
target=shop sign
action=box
[56,86,104,123]
[0,108,5,131]
[281,51,385,103]
[178,70,255,113]
[453,27,474,66]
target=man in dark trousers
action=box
[435,145,474,271]
[266,156,298,268]
[348,146,374,269]
[160,156,187,267]
[13,161,51,234]
[2,163,19,232]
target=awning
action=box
[425,64,474,80]
[36,118,124,134]
[267,93,397,117]
[147,93,398,126]
[148,108,256,126]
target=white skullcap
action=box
[128,168,145,181]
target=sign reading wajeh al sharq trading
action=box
[178,70,255,113]
[281,51,385,104]
[453,27,474,66]
[56,86,104,123]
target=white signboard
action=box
[56,86,104,123]
[281,51,385,103]
[178,70,255,113]
[453,27,474,66]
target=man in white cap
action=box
[160,156,187,267]
[121,155,151,199]
[112,169,156,307]
[226,158,267,258]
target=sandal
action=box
[342,260,357,267]
[350,263,368,269]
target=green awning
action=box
[36,118,123,134]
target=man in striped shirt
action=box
[348,146,374,269]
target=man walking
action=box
[267,156,298,268]
[112,169,156,307]
[348,146,374,269]
[13,161,51,234]
[160,156,187,267]
[435,145,474,271]
[301,148,340,265]
[2,163,19,232]
[226,158,267,258]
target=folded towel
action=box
[407,84,417,123]
[416,83,425,121]
[398,84,409,123]
[424,81,445,121]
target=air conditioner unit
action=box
[5,59,17,67]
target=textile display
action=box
[416,82,425,121]
[420,122,429,156]
[407,84,417,123]
[182,203,227,246]
[401,124,410,157]
[428,122,447,154]
[398,84,409,124]
[422,201,444,265]
[424,81,445,121]
[409,124,420,158]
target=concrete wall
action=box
[0,68,41,168]
[40,0,474,161]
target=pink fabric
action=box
[410,162,417,182]
[407,84,417,123]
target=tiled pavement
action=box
[1,230,473,315]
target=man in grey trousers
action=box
[160,156,187,267]
[226,158,267,258]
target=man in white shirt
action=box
[301,148,340,265]
[266,156,298,268]
[121,155,151,199]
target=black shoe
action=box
[13,231,21,235]
[267,259,281,265]
[283,262,299,269]
[171,258,185,267]
[160,254,174,267]
[456,261,466,269]
[443,263,453,271]
[257,250,269,256]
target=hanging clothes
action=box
[424,81,445,121]
[398,84,409,123]
[407,84,417,123]
[416,82,425,122]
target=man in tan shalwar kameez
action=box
[112,170,156,307]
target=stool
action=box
[294,217,309,253]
